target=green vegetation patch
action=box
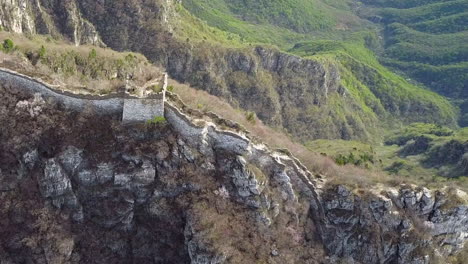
[359,0,468,126]
[289,36,458,129]
[385,123,454,146]
[146,116,167,125]
[179,0,366,48]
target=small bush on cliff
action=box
[2,39,14,53]
[245,111,256,124]
[151,84,163,93]
[146,116,167,125]
[88,48,97,59]
[38,45,46,59]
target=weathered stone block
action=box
[122,98,165,124]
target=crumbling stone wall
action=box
[122,97,165,124]
[0,68,167,122]
[0,69,124,114]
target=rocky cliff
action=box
[0,77,467,263]
[0,0,103,46]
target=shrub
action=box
[245,111,256,124]
[151,84,163,93]
[167,85,174,92]
[385,123,453,146]
[334,152,375,168]
[88,48,97,59]
[2,39,14,53]
[146,116,167,125]
[125,53,136,62]
[385,160,411,174]
[38,45,46,59]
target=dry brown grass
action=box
[168,78,414,189]
[0,32,163,95]
[0,32,143,62]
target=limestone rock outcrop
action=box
[0,0,104,46]
[1,82,467,263]
[321,185,468,263]
[0,50,467,264]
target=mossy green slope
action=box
[289,37,457,127]
[181,0,367,48]
[360,0,468,125]
[172,1,458,141]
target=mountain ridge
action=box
[0,0,460,141]
[1,64,467,263]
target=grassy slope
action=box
[174,1,457,135]
[360,0,468,125]
[180,0,365,48]
[307,124,468,190]
[173,0,467,187]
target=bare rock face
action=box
[0,0,104,46]
[41,158,72,198]
[0,0,36,34]
[0,77,467,264]
[320,185,468,264]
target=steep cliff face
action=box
[165,45,349,135]
[321,185,468,263]
[0,80,326,263]
[0,0,103,46]
[1,78,467,263]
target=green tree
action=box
[245,111,257,124]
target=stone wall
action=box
[122,98,164,124]
[0,68,167,122]
[0,69,124,115]
[164,102,251,155]
[122,72,167,123]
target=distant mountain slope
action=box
[177,0,458,139]
[181,0,366,47]
[184,0,467,127]
[359,0,468,125]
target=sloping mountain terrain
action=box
[358,0,468,125]
[0,0,467,263]
[0,0,458,142]
[0,69,467,263]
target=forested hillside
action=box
[359,0,468,125]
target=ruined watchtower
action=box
[122,74,168,124]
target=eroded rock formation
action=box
[0,79,467,263]
[0,0,103,46]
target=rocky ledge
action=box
[0,78,467,264]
